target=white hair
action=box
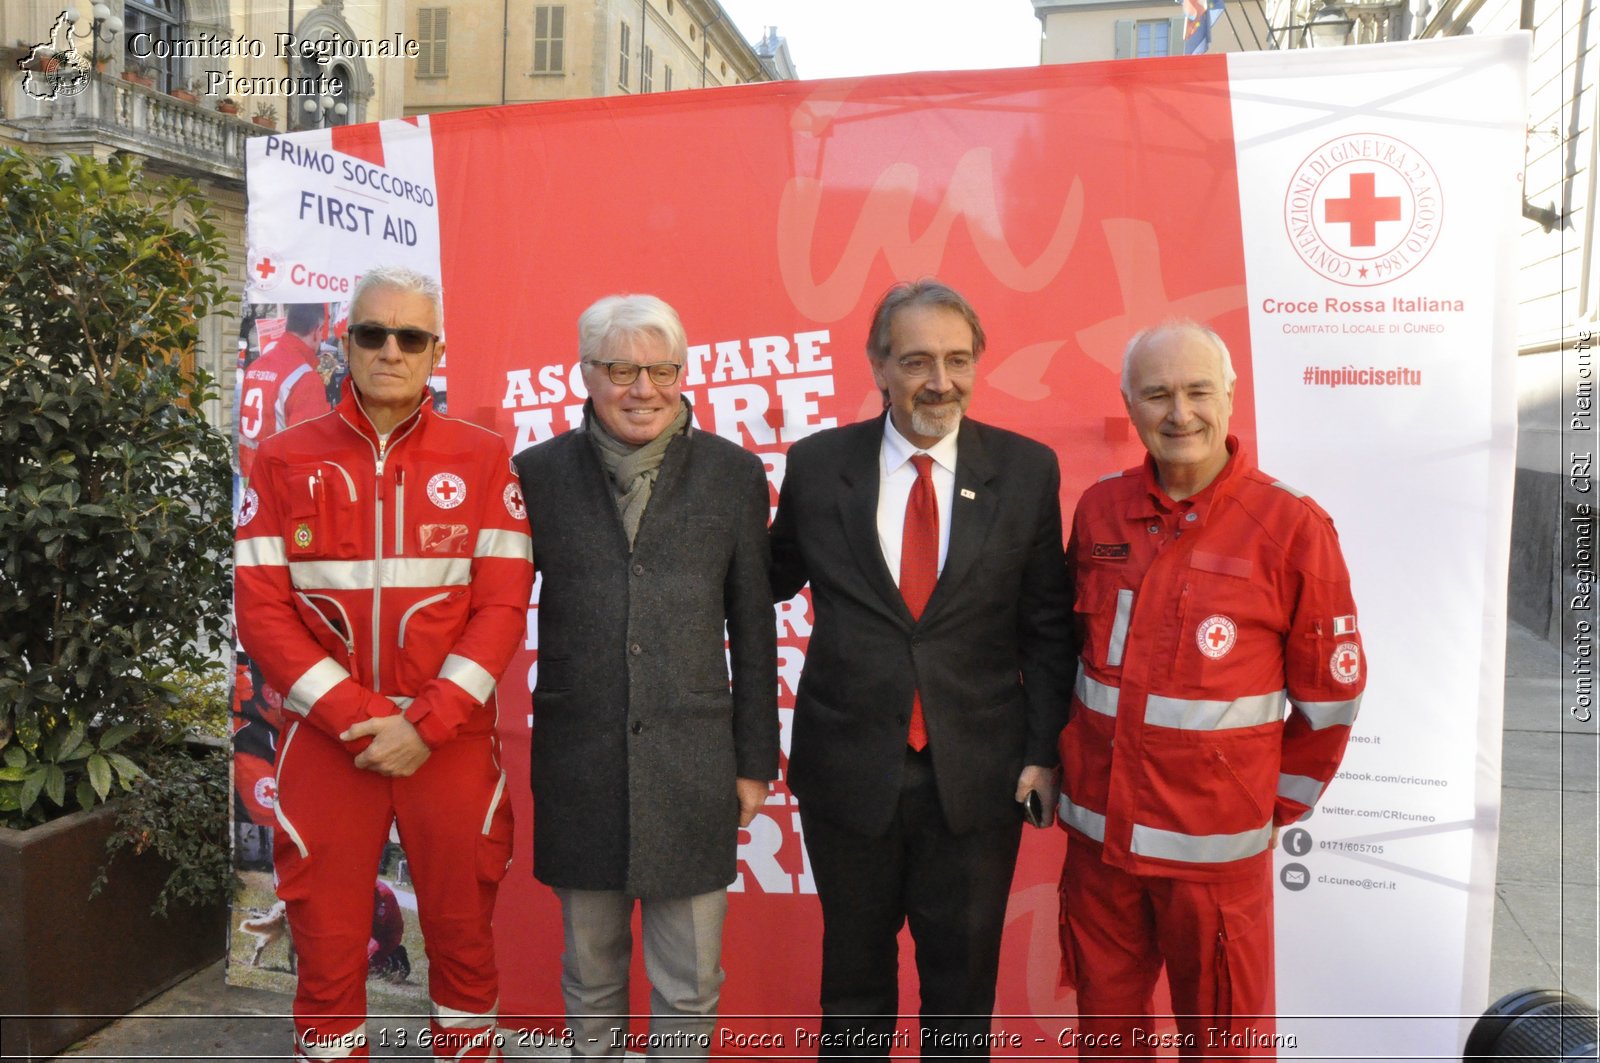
[577,294,687,364]
[349,266,444,333]
[1120,321,1237,398]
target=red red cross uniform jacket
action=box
[1058,438,1365,880]
[238,332,331,480]
[235,380,533,752]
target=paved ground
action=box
[40,622,1599,1061]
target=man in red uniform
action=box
[235,266,533,1061]
[238,301,332,481]
[1057,321,1364,1057]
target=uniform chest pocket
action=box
[1073,571,1136,671]
[283,461,361,559]
[1176,553,1285,682]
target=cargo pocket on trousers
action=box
[475,779,515,884]
[1057,856,1079,989]
[1209,879,1273,1034]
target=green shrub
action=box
[0,148,233,830]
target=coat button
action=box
[631,720,643,734]
[629,643,642,655]
[1184,512,1198,522]
[1148,524,1159,534]
[632,562,645,575]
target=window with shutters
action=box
[642,44,654,92]
[618,21,631,89]
[1114,17,1183,58]
[417,7,448,77]
[533,6,565,73]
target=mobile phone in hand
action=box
[1022,789,1045,828]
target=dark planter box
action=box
[0,802,228,1061]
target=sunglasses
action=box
[348,324,439,354]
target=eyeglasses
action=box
[895,353,977,378]
[348,324,439,354]
[585,360,684,387]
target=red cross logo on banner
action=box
[248,248,283,292]
[1330,641,1362,684]
[1324,172,1401,247]
[427,472,467,510]
[254,257,276,281]
[1195,614,1237,659]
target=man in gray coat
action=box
[514,294,778,1060]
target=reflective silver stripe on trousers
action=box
[1106,589,1134,667]
[285,657,349,718]
[1130,820,1274,863]
[236,536,288,567]
[440,653,498,704]
[1056,794,1107,841]
[433,997,499,1028]
[1290,694,1362,730]
[296,1021,367,1060]
[288,556,472,591]
[273,722,310,859]
[474,528,533,561]
[1075,669,1120,718]
[1144,690,1286,730]
[1278,772,1325,806]
[481,773,507,835]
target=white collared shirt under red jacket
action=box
[235,380,534,752]
[1058,437,1365,880]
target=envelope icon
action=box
[1284,869,1307,885]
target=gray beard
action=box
[911,402,962,440]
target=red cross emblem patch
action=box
[1195,614,1237,659]
[427,472,467,510]
[237,488,260,527]
[503,482,526,521]
[1330,641,1362,685]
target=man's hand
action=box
[736,777,770,828]
[343,716,431,777]
[1015,764,1060,828]
[1270,824,1280,850]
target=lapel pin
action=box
[960,488,976,500]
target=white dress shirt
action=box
[876,416,958,585]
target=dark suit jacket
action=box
[515,423,778,898]
[770,415,1073,837]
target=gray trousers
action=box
[554,886,728,1061]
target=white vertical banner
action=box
[244,117,443,305]
[1230,34,1527,1058]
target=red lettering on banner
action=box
[777,149,1085,321]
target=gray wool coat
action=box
[514,421,779,898]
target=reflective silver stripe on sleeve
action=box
[1271,480,1307,498]
[236,536,288,567]
[288,556,472,591]
[1290,694,1363,730]
[474,528,533,561]
[1129,820,1274,863]
[440,653,498,704]
[275,362,314,432]
[433,998,499,1029]
[1056,794,1107,842]
[1144,690,1286,730]
[296,1022,367,1060]
[1075,669,1120,718]
[1106,588,1134,668]
[285,657,349,718]
[1278,772,1326,806]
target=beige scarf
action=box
[585,399,690,549]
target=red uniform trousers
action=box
[1059,838,1276,1060]
[273,720,514,1061]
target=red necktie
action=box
[900,454,938,751]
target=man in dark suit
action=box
[770,279,1073,1058]
[514,294,778,1060]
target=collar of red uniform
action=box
[336,376,433,446]
[1127,435,1252,520]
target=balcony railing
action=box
[2,72,273,183]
